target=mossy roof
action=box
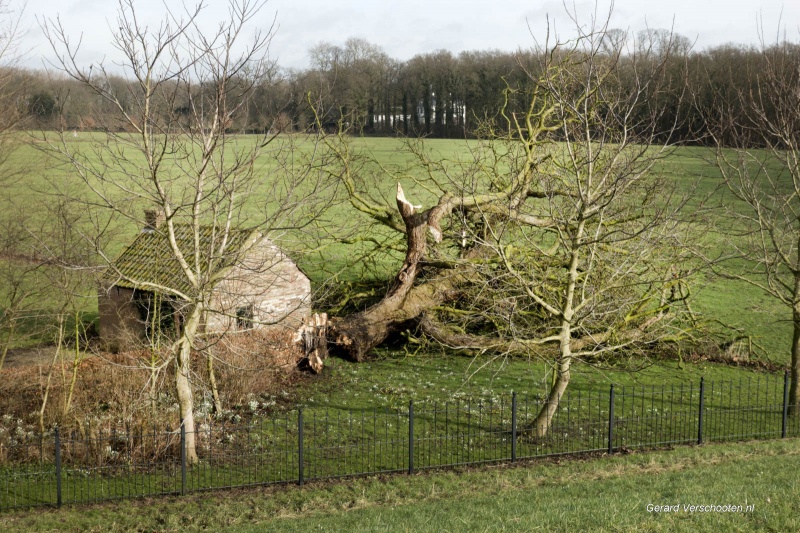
[107,224,258,295]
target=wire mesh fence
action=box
[1,373,797,511]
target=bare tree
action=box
[22,197,98,432]
[0,0,25,136]
[706,36,800,413]
[324,16,697,436]
[0,0,40,371]
[307,38,395,133]
[41,0,329,462]
[0,206,47,371]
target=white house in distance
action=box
[98,210,311,352]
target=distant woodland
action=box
[14,31,800,145]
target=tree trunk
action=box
[299,313,329,372]
[529,220,582,438]
[530,357,572,438]
[385,89,391,135]
[529,322,573,438]
[328,184,452,361]
[150,353,158,420]
[402,92,409,135]
[791,301,800,416]
[40,315,65,435]
[207,351,222,415]
[63,311,83,415]
[423,90,431,135]
[330,279,456,361]
[175,305,201,465]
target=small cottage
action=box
[98,211,311,351]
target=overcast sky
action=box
[16,0,800,72]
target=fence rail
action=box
[2,373,798,511]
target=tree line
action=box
[12,31,799,145]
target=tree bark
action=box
[531,354,572,438]
[530,320,573,438]
[418,316,536,354]
[175,305,201,465]
[791,298,800,416]
[329,184,447,361]
[39,315,65,435]
[300,313,329,373]
[63,311,83,415]
[207,351,222,415]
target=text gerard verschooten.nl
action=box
[647,503,755,513]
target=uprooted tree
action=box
[324,23,699,436]
[33,1,703,449]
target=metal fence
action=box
[2,373,798,510]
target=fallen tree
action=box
[322,21,700,436]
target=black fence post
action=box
[54,426,62,508]
[180,421,186,496]
[408,400,414,475]
[298,409,304,486]
[608,385,615,455]
[697,378,705,445]
[783,370,790,439]
[511,392,517,462]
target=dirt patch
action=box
[2,345,60,368]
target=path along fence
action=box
[2,373,799,510]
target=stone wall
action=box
[206,238,312,334]
[97,285,145,352]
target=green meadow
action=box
[4,133,790,365]
[1,133,796,527]
[5,438,799,532]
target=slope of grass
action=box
[5,438,799,532]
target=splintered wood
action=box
[297,313,328,373]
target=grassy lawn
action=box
[1,133,792,366]
[4,134,791,362]
[300,347,784,411]
[2,134,797,527]
[5,437,799,532]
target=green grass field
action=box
[1,134,797,527]
[5,438,799,532]
[3,134,792,362]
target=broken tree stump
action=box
[296,313,328,373]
